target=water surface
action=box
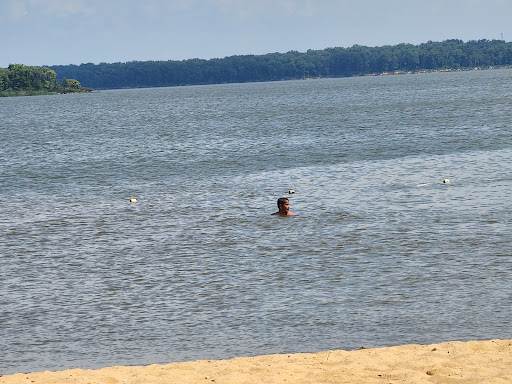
[1,69,512,374]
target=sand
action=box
[2,339,511,384]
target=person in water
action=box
[272,197,294,216]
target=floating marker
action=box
[443,179,450,184]
[288,190,295,194]
[130,198,137,203]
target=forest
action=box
[46,39,512,90]
[0,64,92,97]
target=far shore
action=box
[2,339,511,384]
[0,89,94,98]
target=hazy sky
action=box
[2,0,512,67]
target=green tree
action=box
[0,68,9,90]
[1,64,91,96]
[61,78,82,89]
[43,39,512,90]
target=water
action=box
[1,69,512,375]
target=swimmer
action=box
[272,197,294,216]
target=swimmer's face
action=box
[279,201,290,213]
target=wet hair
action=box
[277,197,289,207]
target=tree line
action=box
[42,39,512,90]
[0,64,92,97]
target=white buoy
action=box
[443,179,451,184]
[130,198,137,203]
[288,189,295,194]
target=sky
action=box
[2,0,512,68]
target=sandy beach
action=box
[2,339,511,384]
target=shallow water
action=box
[1,69,512,374]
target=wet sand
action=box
[2,339,511,384]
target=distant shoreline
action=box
[47,39,512,90]
[364,64,512,77]
[76,65,512,91]
[0,89,93,98]
[3,64,510,96]
[300,64,512,81]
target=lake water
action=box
[1,69,512,375]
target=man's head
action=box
[277,198,290,213]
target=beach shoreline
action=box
[2,339,511,384]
